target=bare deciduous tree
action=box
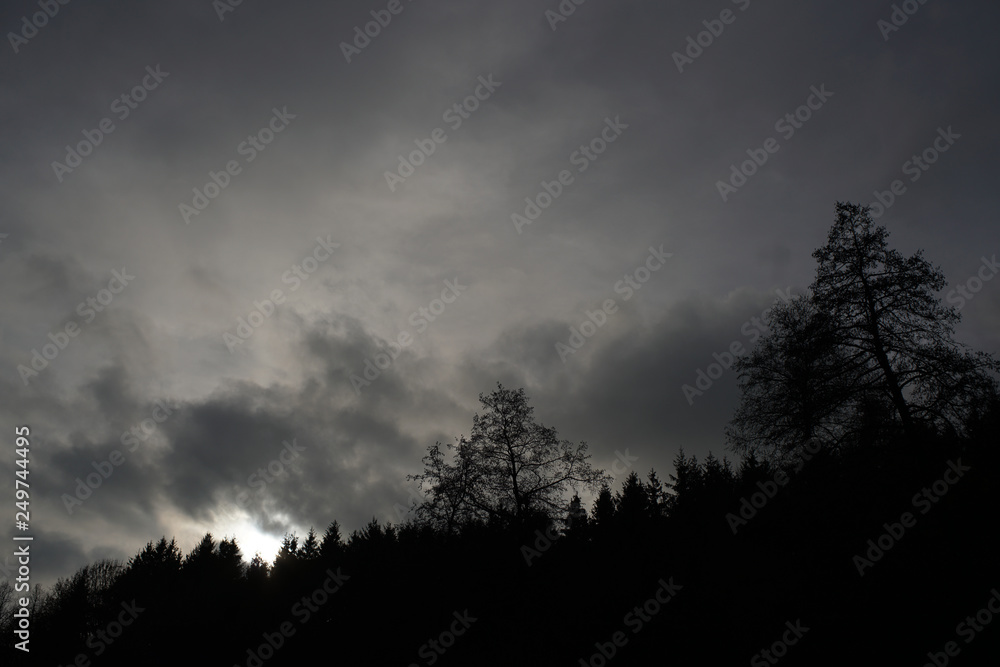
[410,383,609,532]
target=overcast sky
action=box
[1,0,998,586]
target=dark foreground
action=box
[4,422,1000,666]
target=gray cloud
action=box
[1,0,997,586]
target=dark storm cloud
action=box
[467,286,796,477]
[1,0,997,587]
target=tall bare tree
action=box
[811,203,998,436]
[729,202,999,460]
[410,383,609,532]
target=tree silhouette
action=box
[182,533,218,583]
[245,553,269,586]
[727,295,857,460]
[321,520,344,562]
[811,202,999,435]
[590,483,615,528]
[614,471,650,528]
[14,373,1000,665]
[217,537,245,582]
[125,536,182,601]
[0,580,13,635]
[41,558,126,648]
[300,527,321,560]
[702,453,735,489]
[730,202,999,459]
[270,532,299,585]
[129,536,182,573]
[564,494,588,534]
[644,469,668,520]
[410,383,608,532]
[666,447,701,515]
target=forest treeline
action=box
[3,203,999,665]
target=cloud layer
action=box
[1,0,998,585]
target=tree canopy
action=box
[409,383,609,532]
[729,202,999,460]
